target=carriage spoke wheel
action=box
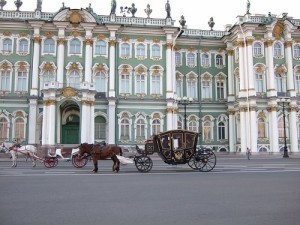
[72,154,88,168]
[44,157,58,168]
[188,150,216,172]
[135,155,153,173]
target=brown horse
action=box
[78,143,123,173]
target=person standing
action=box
[246,147,251,160]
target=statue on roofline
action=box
[111,0,116,15]
[165,0,171,18]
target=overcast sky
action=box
[3,0,299,30]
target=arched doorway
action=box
[60,101,80,144]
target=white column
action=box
[108,100,116,144]
[81,102,88,143]
[28,99,38,144]
[57,38,65,86]
[289,104,298,152]
[246,39,255,96]
[238,42,246,98]
[227,49,234,98]
[48,100,56,145]
[250,106,258,152]
[228,110,235,152]
[108,37,116,97]
[31,36,40,96]
[84,36,93,83]
[285,41,296,97]
[90,102,95,144]
[240,107,247,153]
[265,39,276,97]
[166,38,173,98]
[268,104,279,152]
[166,106,173,131]
[41,102,48,145]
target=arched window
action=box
[94,71,106,92]
[216,55,223,66]
[152,119,161,135]
[278,116,289,138]
[70,38,81,54]
[14,117,25,141]
[95,116,106,140]
[274,42,282,57]
[0,70,10,91]
[136,73,145,94]
[188,121,197,132]
[120,118,130,138]
[253,42,262,56]
[152,44,160,58]
[218,121,225,140]
[136,44,145,58]
[201,53,210,67]
[68,70,80,88]
[258,118,266,138]
[95,40,106,56]
[121,43,130,58]
[294,45,300,58]
[3,38,12,51]
[295,70,300,93]
[136,119,145,138]
[187,53,195,67]
[44,38,55,53]
[175,52,181,66]
[18,39,28,52]
[203,120,212,141]
[0,117,8,140]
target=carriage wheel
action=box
[72,154,88,168]
[44,157,58,168]
[135,156,153,173]
[188,150,216,172]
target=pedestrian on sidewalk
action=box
[246,147,251,160]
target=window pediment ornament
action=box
[70,30,82,37]
[152,38,160,43]
[42,63,54,71]
[217,48,224,53]
[216,74,225,81]
[202,74,211,81]
[136,66,145,74]
[61,87,76,98]
[67,10,83,26]
[296,67,300,74]
[122,37,130,42]
[3,31,11,36]
[153,113,160,118]
[255,65,265,74]
[295,39,300,43]
[19,32,28,37]
[44,32,53,38]
[137,37,145,42]
[96,34,106,40]
[95,65,105,72]
[187,47,195,52]
[201,47,209,53]
[275,65,287,74]
[0,62,11,71]
[258,112,265,118]
[17,62,27,72]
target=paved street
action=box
[0,155,300,225]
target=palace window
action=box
[121,43,130,58]
[218,122,226,140]
[203,119,213,141]
[135,73,146,94]
[0,70,11,91]
[255,73,264,93]
[95,40,107,56]
[201,75,212,99]
[120,73,130,94]
[18,39,29,53]
[151,119,161,135]
[274,42,283,58]
[175,52,182,66]
[94,71,106,93]
[68,70,80,88]
[95,116,106,140]
[69,38,81,54]
[215,54,224,67]
[176,78,182,98]
[293,45,300,58]
[187,76,197,99]
[2,38,12,52]
[151,44,161,58]
[201,53,210,67]
[43,38,55,54]
[187,53,196,67]
[295,71,300,93]
[0,117,8,140]
[14,117,25,141]
[151,75,160,94]
[120,118,130,138]
[278,116,289,138]
[136,43,146,59]
[136,118,146,138]
[188,120,198,132]
[253,42,263,57]
[216,81,225,99]
[16,71,28,92]
[258,118,267,138]
[275,74,286,93]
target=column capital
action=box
[85,39,93,46]
[166,42,172,49]
[227,110,235,115]
[109,39,116,47]
[32,36,41,44]
[267,106,277,112]
[264,39,274,47]
[227,49,234,56]
[284,40,293,48]
[57,38,65,45]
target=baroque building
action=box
[0,0,300,153]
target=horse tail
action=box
[119,146,123,156]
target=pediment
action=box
[52,8,97,24]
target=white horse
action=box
[8,143,38,167]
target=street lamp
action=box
[277,97,291,158]
[177,96,193,130]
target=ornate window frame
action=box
[216,114,228,141]
[92,63,109,94]
[41,36,57,56]
[175,51,182,66]
[0,60,12,93]
[117,111,133,143]
[67,36,83,57]
[134,112,148,142]
[134,64,148,97]
[176,71,184,98]
[202,115,214,143]
[93,35,108,58]
[119,37,132,59]
[273,41,284,59]
[253,41,264,58]
[1,36,14,55]
[39,61,57,90]
[149,112,165,135]
[200,72,213,100]
[293,43,300,60]
[215,72,227,101]
[16,36,30,56]
[149,65,163,97]
[135,42,147,60]
[65,62,83,88]
[150,39,162,60]
[186,71,198,99]
[14,61,30,93]
[118,64,133,96]
[11,110,27,143]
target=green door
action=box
[62,123,79,144]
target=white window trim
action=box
[186,51,197,68]
[293,44,300,60]
[201,52,211,68]
[175,51,182,66]
[134,115,148,140]
[16,37,30,56]
[93,38,109,58]
[215,73,227,100]
[135,42,147,60]
[150,42,162,60]
[41,36,57,56]
[14,61,30,93]
[214,53,226,68]
[117,111,133,141]
[1,36,14,55]
[92,63,109,94]
[134,64,148,96]
[0,60,13,93]
[119,40,132,59]
[253,41,264,58]
[216,115,228,141]
[186,72,198,99]
[273,41,284,59]
[149,65,164,96]
[67,37,83,57]
[201,73,213,99]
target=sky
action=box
[3,0,299,30]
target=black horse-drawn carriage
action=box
[134,129,216,172]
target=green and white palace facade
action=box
[1,0,300,153]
